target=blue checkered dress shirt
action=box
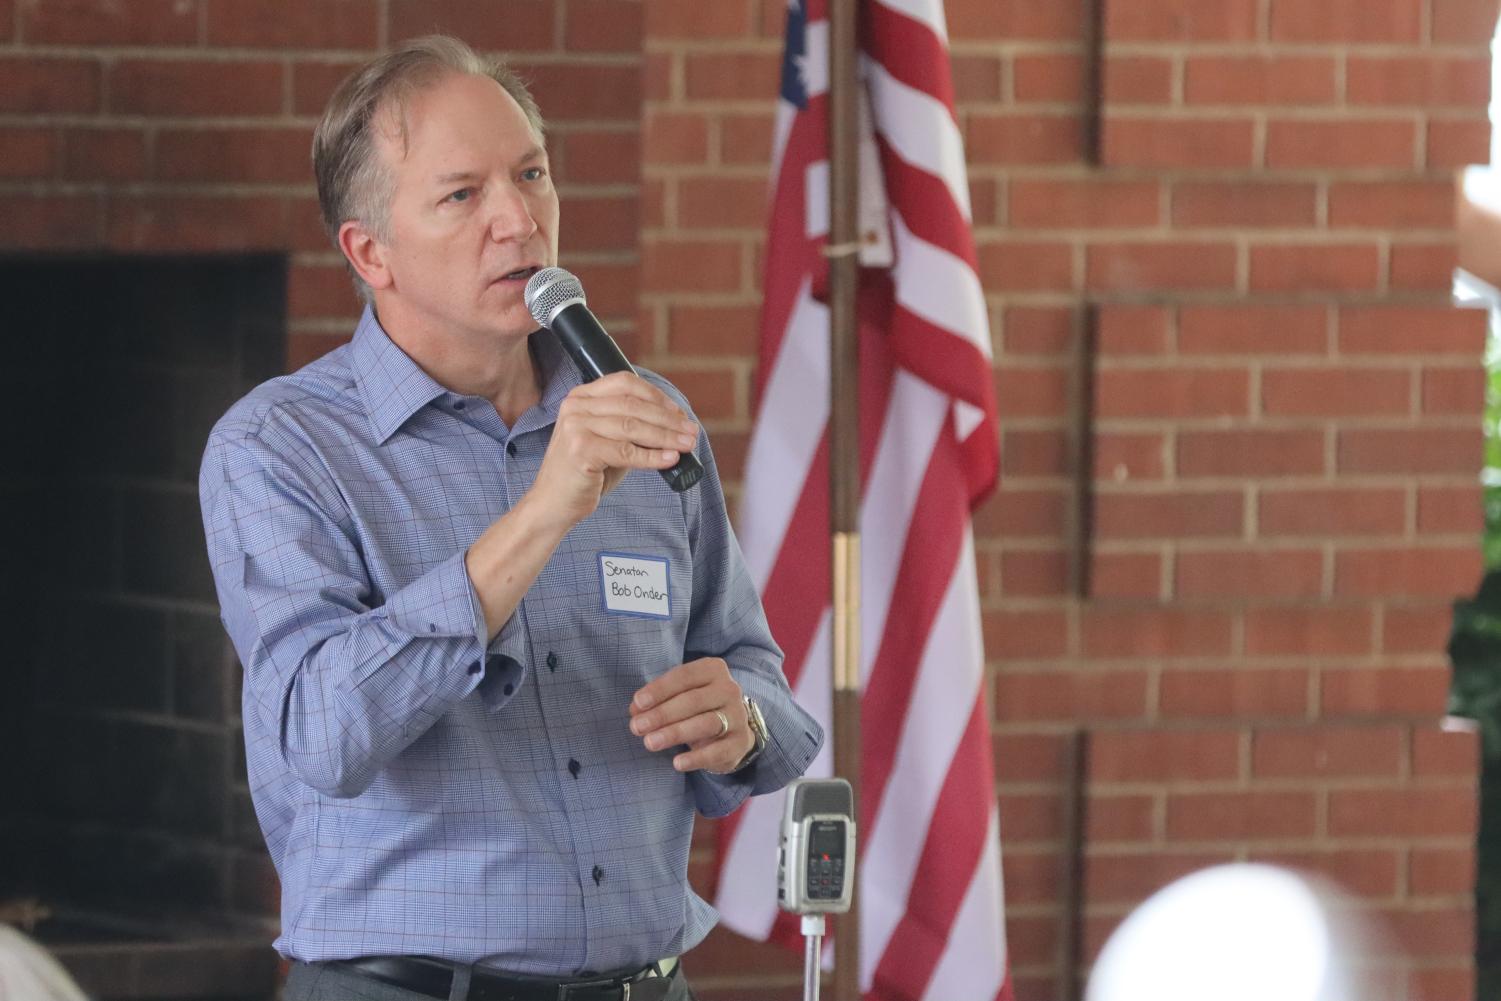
[199,307,822,974]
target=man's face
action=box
[372,71,559,343]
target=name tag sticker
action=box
[599,552,671,620]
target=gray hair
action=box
[312,34,546,304]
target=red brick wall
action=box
[2,0,1492,998]
[0,0,641,367]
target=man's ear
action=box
[339,220,394,292]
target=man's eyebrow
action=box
[432,148,548,186]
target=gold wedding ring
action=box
[712,709,730,739]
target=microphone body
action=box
[526,267,704,492]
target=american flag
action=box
[712,0,1012,999]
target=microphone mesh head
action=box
[524,267,585,329]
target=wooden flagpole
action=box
[828,0,862,999]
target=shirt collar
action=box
[352,306,449,444]
[352,305,583,444]
[521,323,581,433]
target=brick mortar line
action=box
[641,164,773,177]
[1092,356,1470,368]
[555,183,641,196]
[977,226,1460,238]
[1064,476,1481,489]
[1087,416,1481,429]
[637,291,765,304]
[0,180,317,195]
[0,45,643,66]
[973,165,1462,180]
[642,227,768,239]
[1071,777,1476,793]
[999,98,1485,113]
[978,233,1426,244]
[997,418,1472,433]
[985,660,1454,673]
[1080,837,1476,851]
[641,40,781,55]
[1122,537,1470,552]
[1097,106,1475,121]
[992,291,1468,305]
[1103,42,1491,58]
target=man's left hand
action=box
[629,658,753,773]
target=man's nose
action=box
[488,183,538,242]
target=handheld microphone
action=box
[525,266,705,493]
[778,778,855,915]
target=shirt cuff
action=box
[385,550,486,642]
[691,668,824,816]
[462,551,532,711]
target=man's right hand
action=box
[466,372,697,643]
[529,371,699,529]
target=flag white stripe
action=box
[739,279,829,592]
[857,372,948,681]
[865,59,970,220]
[860,533,986,987]
[919,809,1007,1001]
[805,160,831,239]
[803,20,830,98]
[891,212,993,361]
[769,101,797,198]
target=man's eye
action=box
[521,167,546,182]
[445,188,472,203]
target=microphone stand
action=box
[802,913,826,1001]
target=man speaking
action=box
[198,35,822,1001]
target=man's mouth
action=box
[496,265,541,283]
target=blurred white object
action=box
[1086,864,1378,1001]
[0,926,87,1001]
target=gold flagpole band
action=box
[832,531,861,693]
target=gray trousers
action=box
[283,961,699,1001]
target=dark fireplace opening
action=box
[0,255,288,998]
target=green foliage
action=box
[1452,305,1501,996]
[1449,572,1501,759]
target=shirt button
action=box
[568,758,581,778]
[592,865,604,885]
[468,660,482,676]
[506,441,518,457]
[503,683,514,696]
[546,651,558,672]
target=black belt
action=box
[334,955,678,1001]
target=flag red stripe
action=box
[864,1,955,116]
[874,137,978,271]
[869,697,995,1001]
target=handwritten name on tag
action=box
[599,553,671,619]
